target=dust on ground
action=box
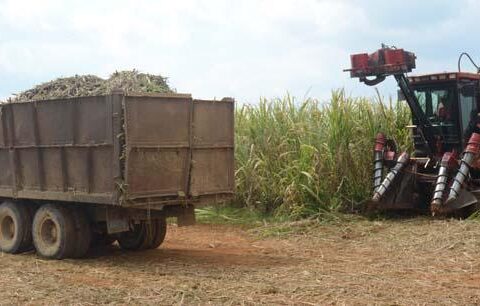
[0,218,479,305]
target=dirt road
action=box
[0,218,479,305]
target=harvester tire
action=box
[0,201,33,254]
[32,204,77,259]
[71,207,92,258]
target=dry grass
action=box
[1,219,479,305]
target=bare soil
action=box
[1,218,480,305]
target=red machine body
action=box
[346,45,480,216]
[347,48,416,78]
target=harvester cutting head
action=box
[346,45,416,85]
[347,44,480,216]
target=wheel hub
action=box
[40,219,58,245]
[0,215,15,241]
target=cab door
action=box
[458,81,477,146]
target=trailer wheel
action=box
[32,204,76,259]
[117,223,146,250]
[91,232,117,247]
[149,218,167,250]
[138,218,167,250]
[71,208,92,258]
[0,201,33,254]
[140,221,156,250]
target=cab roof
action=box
[408,72,480,84]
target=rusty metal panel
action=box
[0,92,234,207]
[124,94,192,199]
[190,99,235,196]
[35,100,73,145]
[190,149,234,195]
[64,146,90,193]
[193,99,234,148]
[73,97,110,144]
[0,96,117,204]
[42,148,64,192]
[125,95,191,147]
[18,148,41,190]
[90,146,113,194]
[126,148,188,197]
[11,103,36,146]
[0,106,7,148]
[35,97,109,145]
[124,95,234,201]
[0,149,11,188]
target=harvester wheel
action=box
[0,201,33,254]
[117,223,146,250]
[71,207,92,258]
[32,204,76,259]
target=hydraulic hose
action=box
[372,152,409,202]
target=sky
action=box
[1,0,480,104]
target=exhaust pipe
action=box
[446,133,480,204]
[431,152,456,212]
[373,133,386,192]
[372,152,409,202]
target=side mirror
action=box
[397,89,406,101]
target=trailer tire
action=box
[149,218,167,250]
[118,218,167,251]
[118,223,146,251]
[32,204,77,259]
[139,221,157,250]
[71,208,92,258]
[0,201,33,254]
[91,232,116,247]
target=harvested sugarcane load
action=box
[0,72,234,259]
[9,70,172,102]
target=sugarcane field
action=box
[1,1,480,305]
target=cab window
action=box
[459,85,476,133]
[414,87,456,123]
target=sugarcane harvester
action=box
[346,45,480,215]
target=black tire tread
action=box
[71,208,92,258]
[117,223,146,251]
[0,201,33,254]
[32,204,76,259]
[149,218,167,250]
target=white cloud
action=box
[0,0,479,102]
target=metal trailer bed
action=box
[0,91,234,259]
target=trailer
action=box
[0,91,235,259]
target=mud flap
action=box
[443,189,478,212]
[368,170,420,211]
